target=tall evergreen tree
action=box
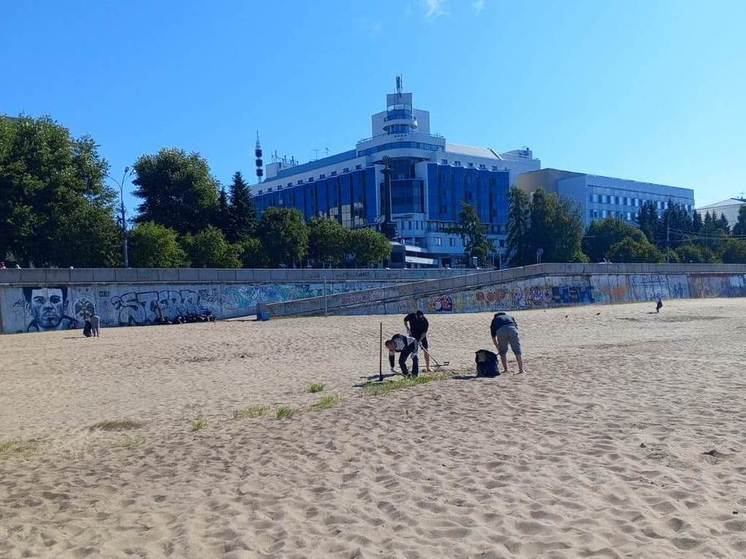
[133,148,220,236]
[506,188,532,266]
[717,213,730,234]
[635,201,659,243]
[226,171,257,243]
[691,210,703,235]
[216,187,230,230]
[448,202,493,266]
[732,205,746,236]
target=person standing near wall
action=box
[404,310,431,372]
[91,313,101,337]
[490,311,525,375]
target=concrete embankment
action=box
[259,263,746,317]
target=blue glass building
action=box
[253,81,540,266]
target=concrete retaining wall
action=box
[260,264,746,317]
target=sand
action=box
[1,298,745,558]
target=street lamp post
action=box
[108,167,134,268]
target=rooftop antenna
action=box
[254,131,263,182]
[396,74,403,95]
[313,148,319,161]
[325,147,329,157]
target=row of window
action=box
[591,210,636,221]
[590,193,692,212]
[257,165,365,194]
[440,159,503,171]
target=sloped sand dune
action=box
[1,299,745,558]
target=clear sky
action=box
[2,0,745,212]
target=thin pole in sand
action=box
[379,322,383,382]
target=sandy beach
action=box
[1,298,745,558]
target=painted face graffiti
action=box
[22,287,77,331]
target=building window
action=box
[435,237,443,246]
[355,164,362,170]
[449,237,456,247]
[343,168,349,173]
[441,159,448,164]
[297,180,303,185]
[454,161,462,166]
[331,171,337,176]
[499,240,505,248]
[308,177,314,182]
[319,174,325,179]
[467,162,474,168]
[602,210,608,218]
[479,164,486,169]
[491,165,498,171]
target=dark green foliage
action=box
[216,187,230,231]
[507,188,585,265]
[226,171,257,242]
[238,237,265,268]
[506,188,532,266]
[636,201,659,243]
[308,218,348,267]
[606,237,665,263]
[181,226,241,268]
[720,239,746,264]
[732,205,746,237]
[133,148,219,236]
[346,228,392,267]
[675,243,715,263]
[583,218,646,262]
[0,116,120,267]
[256,207,308,267]
[449,202,493,266]
[129,222,188,268]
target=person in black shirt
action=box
[490,312,525,375]
[404,310,431,372]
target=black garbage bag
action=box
[475,349,499,377]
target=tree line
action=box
[1,116,390,268]
[2,115,745,268]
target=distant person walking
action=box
[656,296,663,313]
[404,310,431,372]
[91,313,101,337]
[490,312,525,375]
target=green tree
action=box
[308,218,348,267]
[720,239,746,264]
[691,210,703,234]
[732,205,746,236]
[675,243,715,263]
[216,187,230,231]
[226,171,257,243]
[133,148,219,236]
[583,218,646,262]
[506,188,532,266]
[529,189,585,263]
[448,202,493,266]
[0,115,120,267]
[129,222,188,268]
[181,226,241,268]
[346,228,391,267]
[636,201,659,243]
[256,207,308,267]
[717,213,730,234]
[238,237,265,268]
[606,237,665,263]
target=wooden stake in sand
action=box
[378,322,383,382]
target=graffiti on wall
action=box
[0,281,390,334]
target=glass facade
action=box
[254,167,377,227]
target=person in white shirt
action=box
[385,334,420,378]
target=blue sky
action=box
[2,0,745,212]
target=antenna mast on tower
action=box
[254,131,263,182]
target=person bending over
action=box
[385,334,420,378]
[490,312,525,375]
[404,310,431,372]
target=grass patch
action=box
[233,405,269,419]
[310,394,342,411]
[191,418,208,431]
[362,372,453,397]
[89,420,144,432]
[308,383,325,393]
[0,439,40,459]
[275,406,296,420]
[112,436,146,449]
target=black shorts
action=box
[417,336,428,350]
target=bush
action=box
[129,222,189,268]
[346,229,391,267]
[675,243,715,263]
[181,226,241,268]
[606,237,665,263]
[721,239,746,264]
[583,218,646,262]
